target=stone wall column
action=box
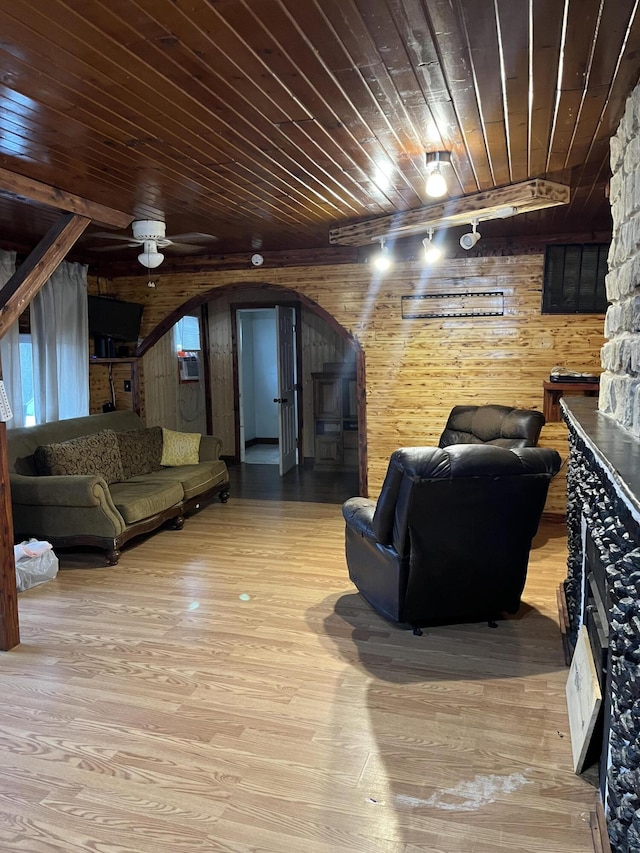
[601,82,640,435]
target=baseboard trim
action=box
[557,582,572,665]
[590,798,611,853]
[245,437,278,447]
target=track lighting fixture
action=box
[458,207,517,249]
[372,238,392,272]
[422,227,442,262]
[425,151,451,198]
[459,219,481,250]
[492,206,519,219]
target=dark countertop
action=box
[561,396,640,520]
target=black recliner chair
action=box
[439,404,545,449]
[342,444,561,631]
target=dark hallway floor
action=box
[227,460,359,504]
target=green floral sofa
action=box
[7,410,230,565]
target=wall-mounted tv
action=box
[87,295,144,343]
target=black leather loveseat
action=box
[342,444,560,630]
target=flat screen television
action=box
[88,295,144,343]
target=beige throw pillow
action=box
[161,428,201,466]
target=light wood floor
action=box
[3,499,597,852]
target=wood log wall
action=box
[97,254,605,515]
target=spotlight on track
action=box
[459,219,481,250]
[372,238,392,272]
[422,227,442,262]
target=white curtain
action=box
[32,261,89,423]
[0,250,24,429]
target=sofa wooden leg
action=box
[106,549,120,566]
[219,489,230,503]
[172,515,185,530]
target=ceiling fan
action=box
[88,219,218,268]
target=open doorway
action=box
[237,307,299,474]
[139,282,368,497]
[235,304,299,477]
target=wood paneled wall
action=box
[88,362,137,415]
[207,297,237,452]
[87,278,140,417]
[300,309,351,458]
[88,363,112,414]
[143,327,207,434]
[98,254,605,514]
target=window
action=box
[542,243,609,314]
[174,315,201,352]
[19,332,35,426]
[174,314,202,384]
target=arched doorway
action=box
[138,282,367,497]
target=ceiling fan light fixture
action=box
[425,151,451,198]
[132,219,167,242]
[138,240,165,269]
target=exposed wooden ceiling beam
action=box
[329,179,571,246]
[0,166,133,230]
[0,210,92,651]
[0,213,91,339]
[0,422,19,650]
[99,245,362,276]
[0,174,129,653]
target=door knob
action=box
[273,397,288,403]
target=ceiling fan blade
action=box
[89,242,140,252]
[88,231,134,241]
[166,232,218,243]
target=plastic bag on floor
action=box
[14,539,59,592]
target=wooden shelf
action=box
[90,357,139,364]
[543,380,599,423]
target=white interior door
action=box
[275,306,297,476]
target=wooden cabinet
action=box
[312,370,357,469]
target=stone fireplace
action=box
[562,78,640,853]
[563,398,640,852]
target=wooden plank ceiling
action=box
[0,0,638,272]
